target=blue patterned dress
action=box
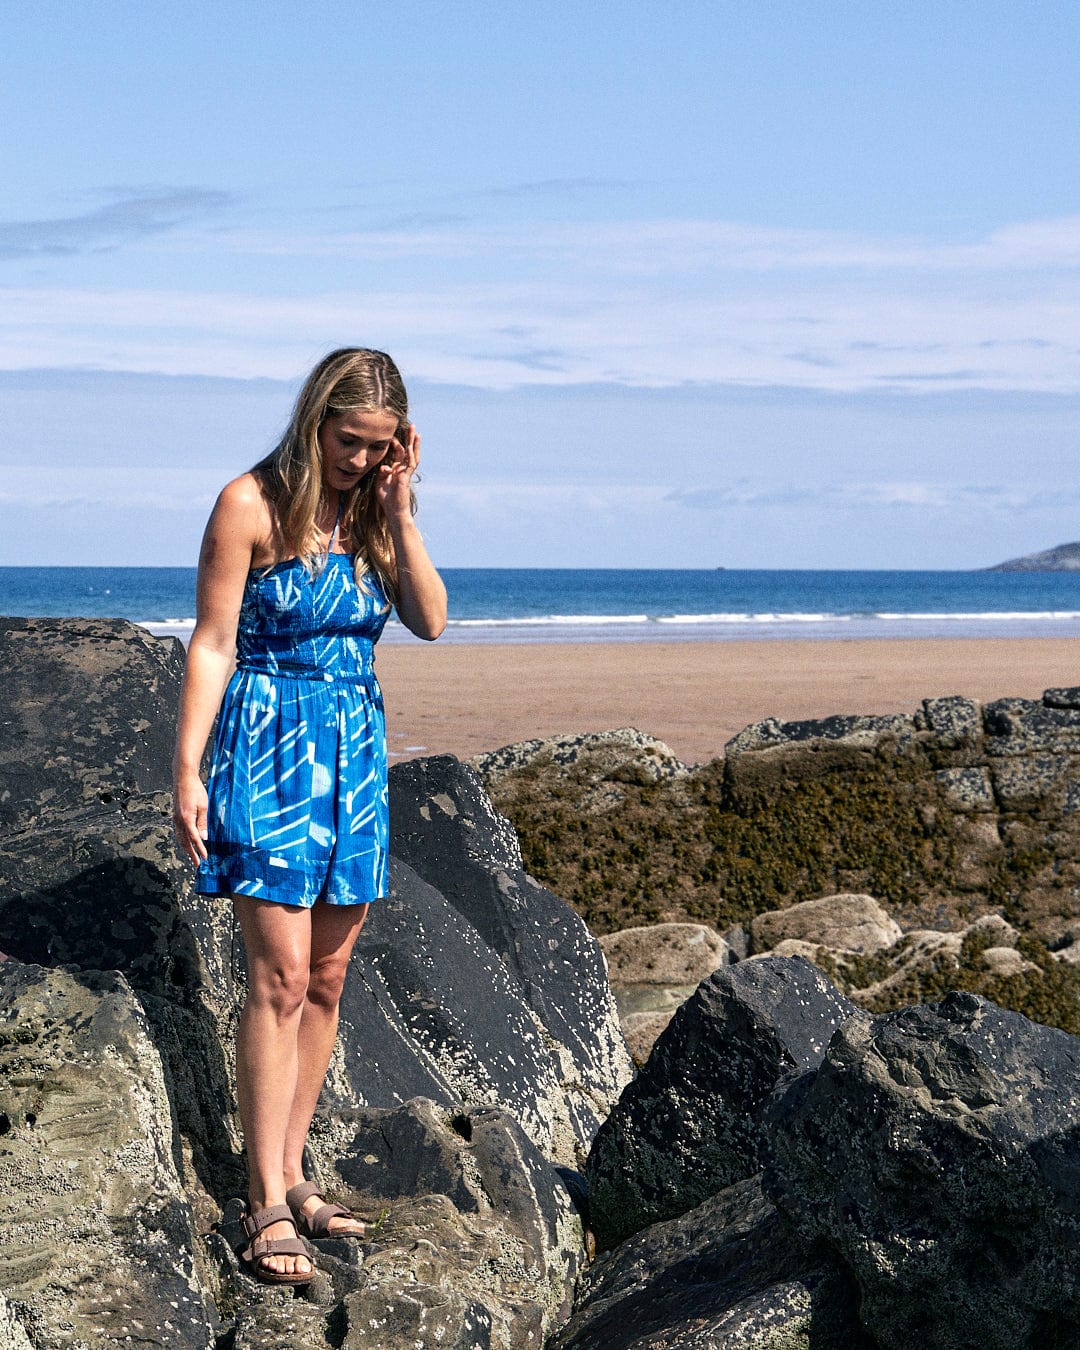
[196,536,391,908]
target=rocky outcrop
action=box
[585,956,855,1250]
[480,692,1080,1032]
[985,540,1080,571]
[581,958,1080,1348]
[0,618,628,1348]
[766,991,1080,1349]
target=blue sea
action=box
[1,566,1079,644]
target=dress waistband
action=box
[236,661,376,684]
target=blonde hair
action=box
[253,348,415,604]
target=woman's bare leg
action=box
[282,900,369,1234]
[233,894,313,1278]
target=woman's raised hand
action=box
[377,424,420,521]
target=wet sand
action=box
[375,637,1080,765]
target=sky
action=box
[2,0,1079,569]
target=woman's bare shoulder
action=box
[211,472,272,536]
[216,471,268,514]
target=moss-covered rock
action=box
[476,692,1080,1033]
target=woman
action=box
[172,348,446,1284]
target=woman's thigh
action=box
[307,901,369,996]
[233,894,312,991]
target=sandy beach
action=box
[376,637,1080,765]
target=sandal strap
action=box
[285,1181,323,1210]
[240,1203,294,1239]
[307,1201,352,1235]
[247,1234,310,1263]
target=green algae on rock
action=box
[475,690,1080,1033]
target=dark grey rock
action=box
[585,956,856,1250]
[982,696,1080,756]
[550,1176,868,1350]
[766,991,1080,1350]
[327,1098,582,1348]
[989,752,1076,811]
[0,617,186,836]
[0,963,216,1349]
[722,924,751,961]
[388,755,631,1155]
[1044,687,1080,711]
[302,855,620,1167]
[920,695,983,750]
[934,766,996,811]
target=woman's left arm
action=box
[380,425,447,641]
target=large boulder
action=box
[388,754,632,1149]
[549,1176,868,1350]
[0,620,241,1215]
[481,689,1080,975]
[766,991,1080,1349]
[210,1096,585,1349]
[0,962,216,1348]
[0,617,186,836]
[314,854,619,1166]
[585,956,856,1250]
[751,893,902,956]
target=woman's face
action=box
[318,409,399,492]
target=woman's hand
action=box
[173,768,209,865]
[378,422,447,641]
[376,423,420,521]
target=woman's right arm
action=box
[172,476,263,865]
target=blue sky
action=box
[2,0,1079,567]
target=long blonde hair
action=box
[253,348,415,604]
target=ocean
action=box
[2,566,1079,644]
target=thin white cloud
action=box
[196,213,1080,274]
[0,465,217,511]
[667,482,1077,512]
[1,276,1078,393]
[4,211,1080,393]
[0,188,232,259]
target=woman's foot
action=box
[286,1180,366,1239]
[239,1204,313,1284]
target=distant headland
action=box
[985,541,1080,572]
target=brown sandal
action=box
[239,1204,313,1285]
[286,1180,366,1239]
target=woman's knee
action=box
[306,955,350,1011]
[246,959,309,1019]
